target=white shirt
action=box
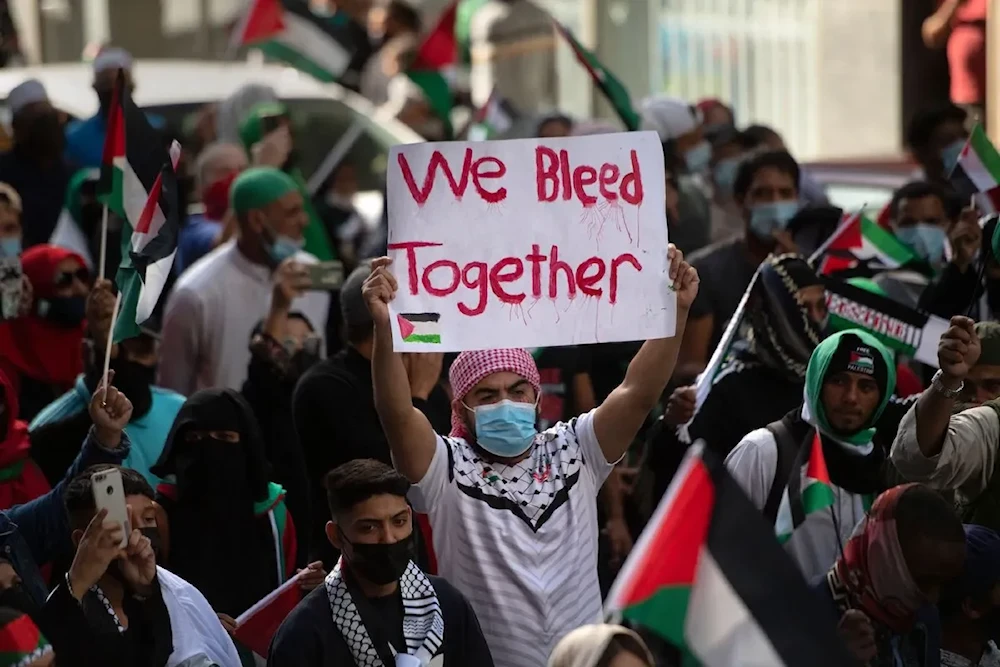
[725,427,868,582]
[408,410,614,667]
[157,566,241,667]
[158,241,330,395]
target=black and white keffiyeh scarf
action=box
[326,560,444,666]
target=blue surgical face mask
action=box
[712,157,740,197]
[268,235,304,264]
[0,237,20,258]
[941,138,966,175]
[895,223,948,263]
[467,399,537,458]
[748,200,801,239]
[684,141,712,174]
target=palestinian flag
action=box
[398,313,441,344]
[824,276,949,367]
[818,212,916,275]
[232,0,355,82]
[466,87,514,141]
[408,0,458,138]
[0,611,53,666]
[552,21,639,131]
[774,434,835,543]
[605,443,852,666]
[947,124,1000,213]
[234,572,304,658]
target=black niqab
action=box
[151,389,279,616]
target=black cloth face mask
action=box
[341,530,415,586]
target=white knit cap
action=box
[93,47,133,74]
[548,624,654,667]
[639,94,701,142]
[7,79,48,115]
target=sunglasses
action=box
[53,267,90,289]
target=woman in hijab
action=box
[0,244,89,421]
[820,484,966,666]
[150,388,299,617]
[548,624,653,667]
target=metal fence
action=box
[656,0,820,158]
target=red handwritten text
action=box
[397,149,507,205]
[536,147,643,206]
[389,241,642,317]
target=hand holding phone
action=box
[305,260,345,291]
[91,468,130,549]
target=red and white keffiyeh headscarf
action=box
[448,348,541,439]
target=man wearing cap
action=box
[159,166,329,395]
[726,329,899,581]
[0,79,69,248]
[638,94,712,255]
[28,278,185,487]
[361,245,699,667]
[939,525,1000,667]
[890,316,1000,531]
[293,261,449,567]
[63,48,165,170]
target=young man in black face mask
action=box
[28,279,186,489]
[0,79,69,248]
[269,459,493,667]
[39,464,241,666]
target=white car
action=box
[0,58,424,223]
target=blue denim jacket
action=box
[0,426,130,603]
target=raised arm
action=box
[363,257,438,482]
[910,316,980,458]
[922,0,964,49]
[592,245,700,462]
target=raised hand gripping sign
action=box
[386,131,673,352]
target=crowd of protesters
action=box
[0,1,994,666]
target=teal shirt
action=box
[30,376,185,487]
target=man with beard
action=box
[29,279,185,487]
[726,329,898,581]
[0,80,69,248]
[41,464,240,666]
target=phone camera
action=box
[106,485,114,495]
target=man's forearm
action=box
[923,0,962,48]
[372,322,416,427]
[913,375,961,458]
[621,309,689,408]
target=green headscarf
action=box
[230,167,298,214]
[66,167,100,225]
[804,329,896,447]
[237,102,335,261]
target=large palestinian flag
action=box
[605,443,852,666]
[232,0,355,83]
[98,71,182,343]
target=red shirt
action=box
[944,0,987,104]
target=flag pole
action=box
[97,204,109,281]
[101,291,122,405]
[807,203,867,265]
[306,119,365,197]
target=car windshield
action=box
[144,96,399,193]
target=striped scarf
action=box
[326,560,444,666]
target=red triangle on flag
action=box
[412,0,458,70]
[239,0,286,46]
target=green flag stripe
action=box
[257,41,338,83]
[621,584,691,649]
[970,125,1000,182]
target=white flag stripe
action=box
[278,13,351,78]
[961,146,1000,192]
[686,551,785,667]
[49,210,94,268]
[135,250,175,324]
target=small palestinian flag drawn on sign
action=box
[848,349,875,375]
[397,313,441,344]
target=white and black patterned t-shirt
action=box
[408,409,614,667]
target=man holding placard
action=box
[361,243,697,667]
